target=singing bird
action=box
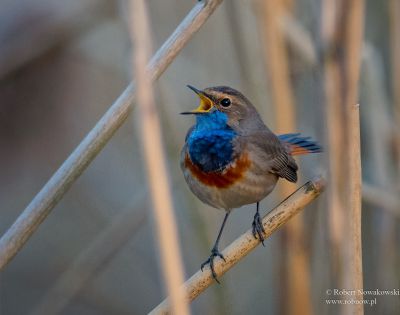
[180,85,321,282]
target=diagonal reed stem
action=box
[0,0,224,271]
[149,177,325,315]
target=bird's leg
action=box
[252,202,266,246]
[201,211,230,283]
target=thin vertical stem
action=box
[260,0,296,134]
[259,2,313,315]
[321,0,345,270]
[346,104,363,311]
[322,0,364,314]
[129,1,190,315]
[343,1,365,314]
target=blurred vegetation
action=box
[0,0,398,315]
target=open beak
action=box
[181,85,214,115]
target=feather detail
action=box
[278,133,322,156]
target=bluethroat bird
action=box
[180,86,321,282]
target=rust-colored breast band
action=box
[184,152,251,188]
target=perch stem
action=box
[149,177,325,315]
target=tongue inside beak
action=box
[181,85,213,115]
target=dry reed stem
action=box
[260,0,296,134]
[260,2,313,315]
[0,0,223,271]
[343,2,365,314]
[282,16,399,209]
[322,1,364,314]
[321,0,346,261]
[345,104,363,310]
[130,0,190,314]
[283,19,398,219]
[149,177,325,315]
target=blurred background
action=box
[0,0,399,314]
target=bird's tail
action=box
[278,133,322,156]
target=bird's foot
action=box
[252,211,266,246]
[201,247,226,283]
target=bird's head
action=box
[181,85,263,130]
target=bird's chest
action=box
[184,128,254,194]
[187,129,236,172]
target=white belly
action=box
[182,166,279,210]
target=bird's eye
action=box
[220,98,231,107]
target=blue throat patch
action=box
[187,110,237,172]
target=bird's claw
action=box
[252,212,266,246]
[200,247,226,283]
